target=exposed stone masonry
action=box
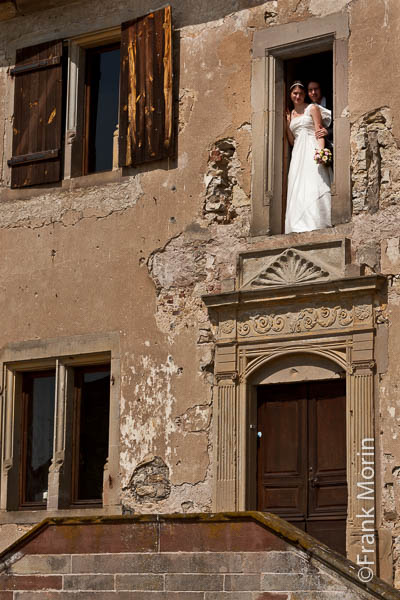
[123,456,171,503]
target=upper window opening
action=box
[250,13,350,237]
[84,44,120,174]
[282,50,333,234]
[8,5,173,189]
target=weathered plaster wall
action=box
[0,0,400,586]
[348,0,400,586]
[0,0,265,546]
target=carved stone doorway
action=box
[256,379,347,555]
[203,239,385,567]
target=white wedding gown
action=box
[285,103,332,234]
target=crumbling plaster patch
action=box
[120,350,212,505]
[124,455,171,503]
[351,107,400,215]
[178,88,198,134]
[0,177,143,230]
[309,0,352,17]
[147,218,250,340]
[204,138,250,223]
[120,353,180,479]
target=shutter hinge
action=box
[10,56,61,77]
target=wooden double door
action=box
[257,380,347,555]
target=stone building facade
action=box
[0,0,400,591]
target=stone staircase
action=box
[0,512,398,599]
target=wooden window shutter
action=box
[119,6,173,167]
[9,39,63,188]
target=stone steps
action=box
[0,512,398,599]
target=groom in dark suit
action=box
[307,80,333,152]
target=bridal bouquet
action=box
[314,148,332,166]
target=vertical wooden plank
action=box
[44,41,62,184]
[118,25,128,166]
[163,6,173,156]
[151,8,163,159]
[37,44,48,185]
[28,44,40,185]
[12,47,32,187]
[119,6,173,167]
[136,16,146,163]
[127,22,137,166]
[145,11,155,159]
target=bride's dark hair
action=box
[289,80,305,91]
[288,80,306,110]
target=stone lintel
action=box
[203,274,386,310]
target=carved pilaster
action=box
[1,368,15,509]
[214,373,238,512]
[47,361,67,510]
[347,360,376,571]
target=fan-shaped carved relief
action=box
[245,249,330,289]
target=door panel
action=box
[257,379,347,555]
[308,381,347,517]
[307,518,347,555]
[257,384,307,518]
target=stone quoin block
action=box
[204,593,254,600]
[224,574,261,591]
[160,522,288,553]
[116,574,164,591]
[9,555,72,575]
[166,573,224,591]
[71,552,249,574]
[63,574,115,591]
[0,575,62,590]
[21,523,158,555]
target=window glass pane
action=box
[88,47,120,173]
[24,373,55,504]
[76,367,110,501]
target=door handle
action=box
[310,476,320,488]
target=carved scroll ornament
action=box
[236,306,354,338]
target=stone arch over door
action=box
[203,239,385,565]
[246,349,347,384]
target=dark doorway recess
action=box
[257,379,347,555]
[285,51,333,109]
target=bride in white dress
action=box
[284,81,332,234]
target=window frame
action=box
[19,368,56,510]
[250,12,350,236]
[70,363,111,507]
[64,27,121,181]
[82,42,121,176]
[0,334,120,518]
[7,6,173,191]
